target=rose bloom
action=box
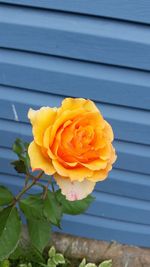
[28,98,117,201]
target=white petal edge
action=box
[54,174,96,201]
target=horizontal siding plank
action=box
[0,148,17,175]
[1,90,150,145]
[0,120,31,147]
[61,214,150,247]
[0,50,150,110]
[96,169,150,201]
[1,0,150,24]
[89,191,150,225]
[1,5,150,70]
[0,173,24,194]
[0,173,45,197]
[116,141,150,175]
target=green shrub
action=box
[0,247,112,267]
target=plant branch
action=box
[42,178,51,200]
[13,171,44,204]
[24,174,30,187]
[51,181,55,193]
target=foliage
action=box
[45,246,66,267]
[0,139,94,261]
[11,139,30,174]
[56,190,95,215]
[0,247,112,267]
[79,258,112,267]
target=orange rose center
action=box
[50,113,104,167]
[73,125,94,148]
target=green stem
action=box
[13,171,44,204]
[51,181,55,193]
[28,174,47,190]
[36,182,46,189]
[24,174,30,187]
[42,178,51,200]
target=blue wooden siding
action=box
[0,1,150,247]
[1,4,150,71]
[1,0,150,24]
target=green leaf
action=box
[0,207,21,260]
[53,254,65,265]
[12,138,23,156]
[48,247,56,258]
[27,218,51,253]
[10,242,45,263]
[24,142,29,150]
[19,195,44,220]
[20,195,51,253]
[12,139,30,174]
[47,259,56,267]
[0,186,14,206]
[43,191,62,227]
[0,260,10,267]
[56,190,94,215]
[86,264,97,267]
[79,258,86,267]
[11,160,27,174]
[99,260,112,267]
[24,154,30,170]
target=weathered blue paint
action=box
[0,51,150,110]
[1,0,150,24]
[0,5,150,70]
[0,2,150,247]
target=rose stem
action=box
[13,171,44,204]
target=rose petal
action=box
[104,121,114,142]
[28,141,55,175]
[28,107,57,146]
[81,159,107,170]
[99,144,111,160]
[87,169,109,182]
[43,126,57,160]
[61,98,99,113]
[110,147,117,164]
[54,174,96,201]
[52,159,94,181]
[49,109,84,147]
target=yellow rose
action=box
[28,98,117,201]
